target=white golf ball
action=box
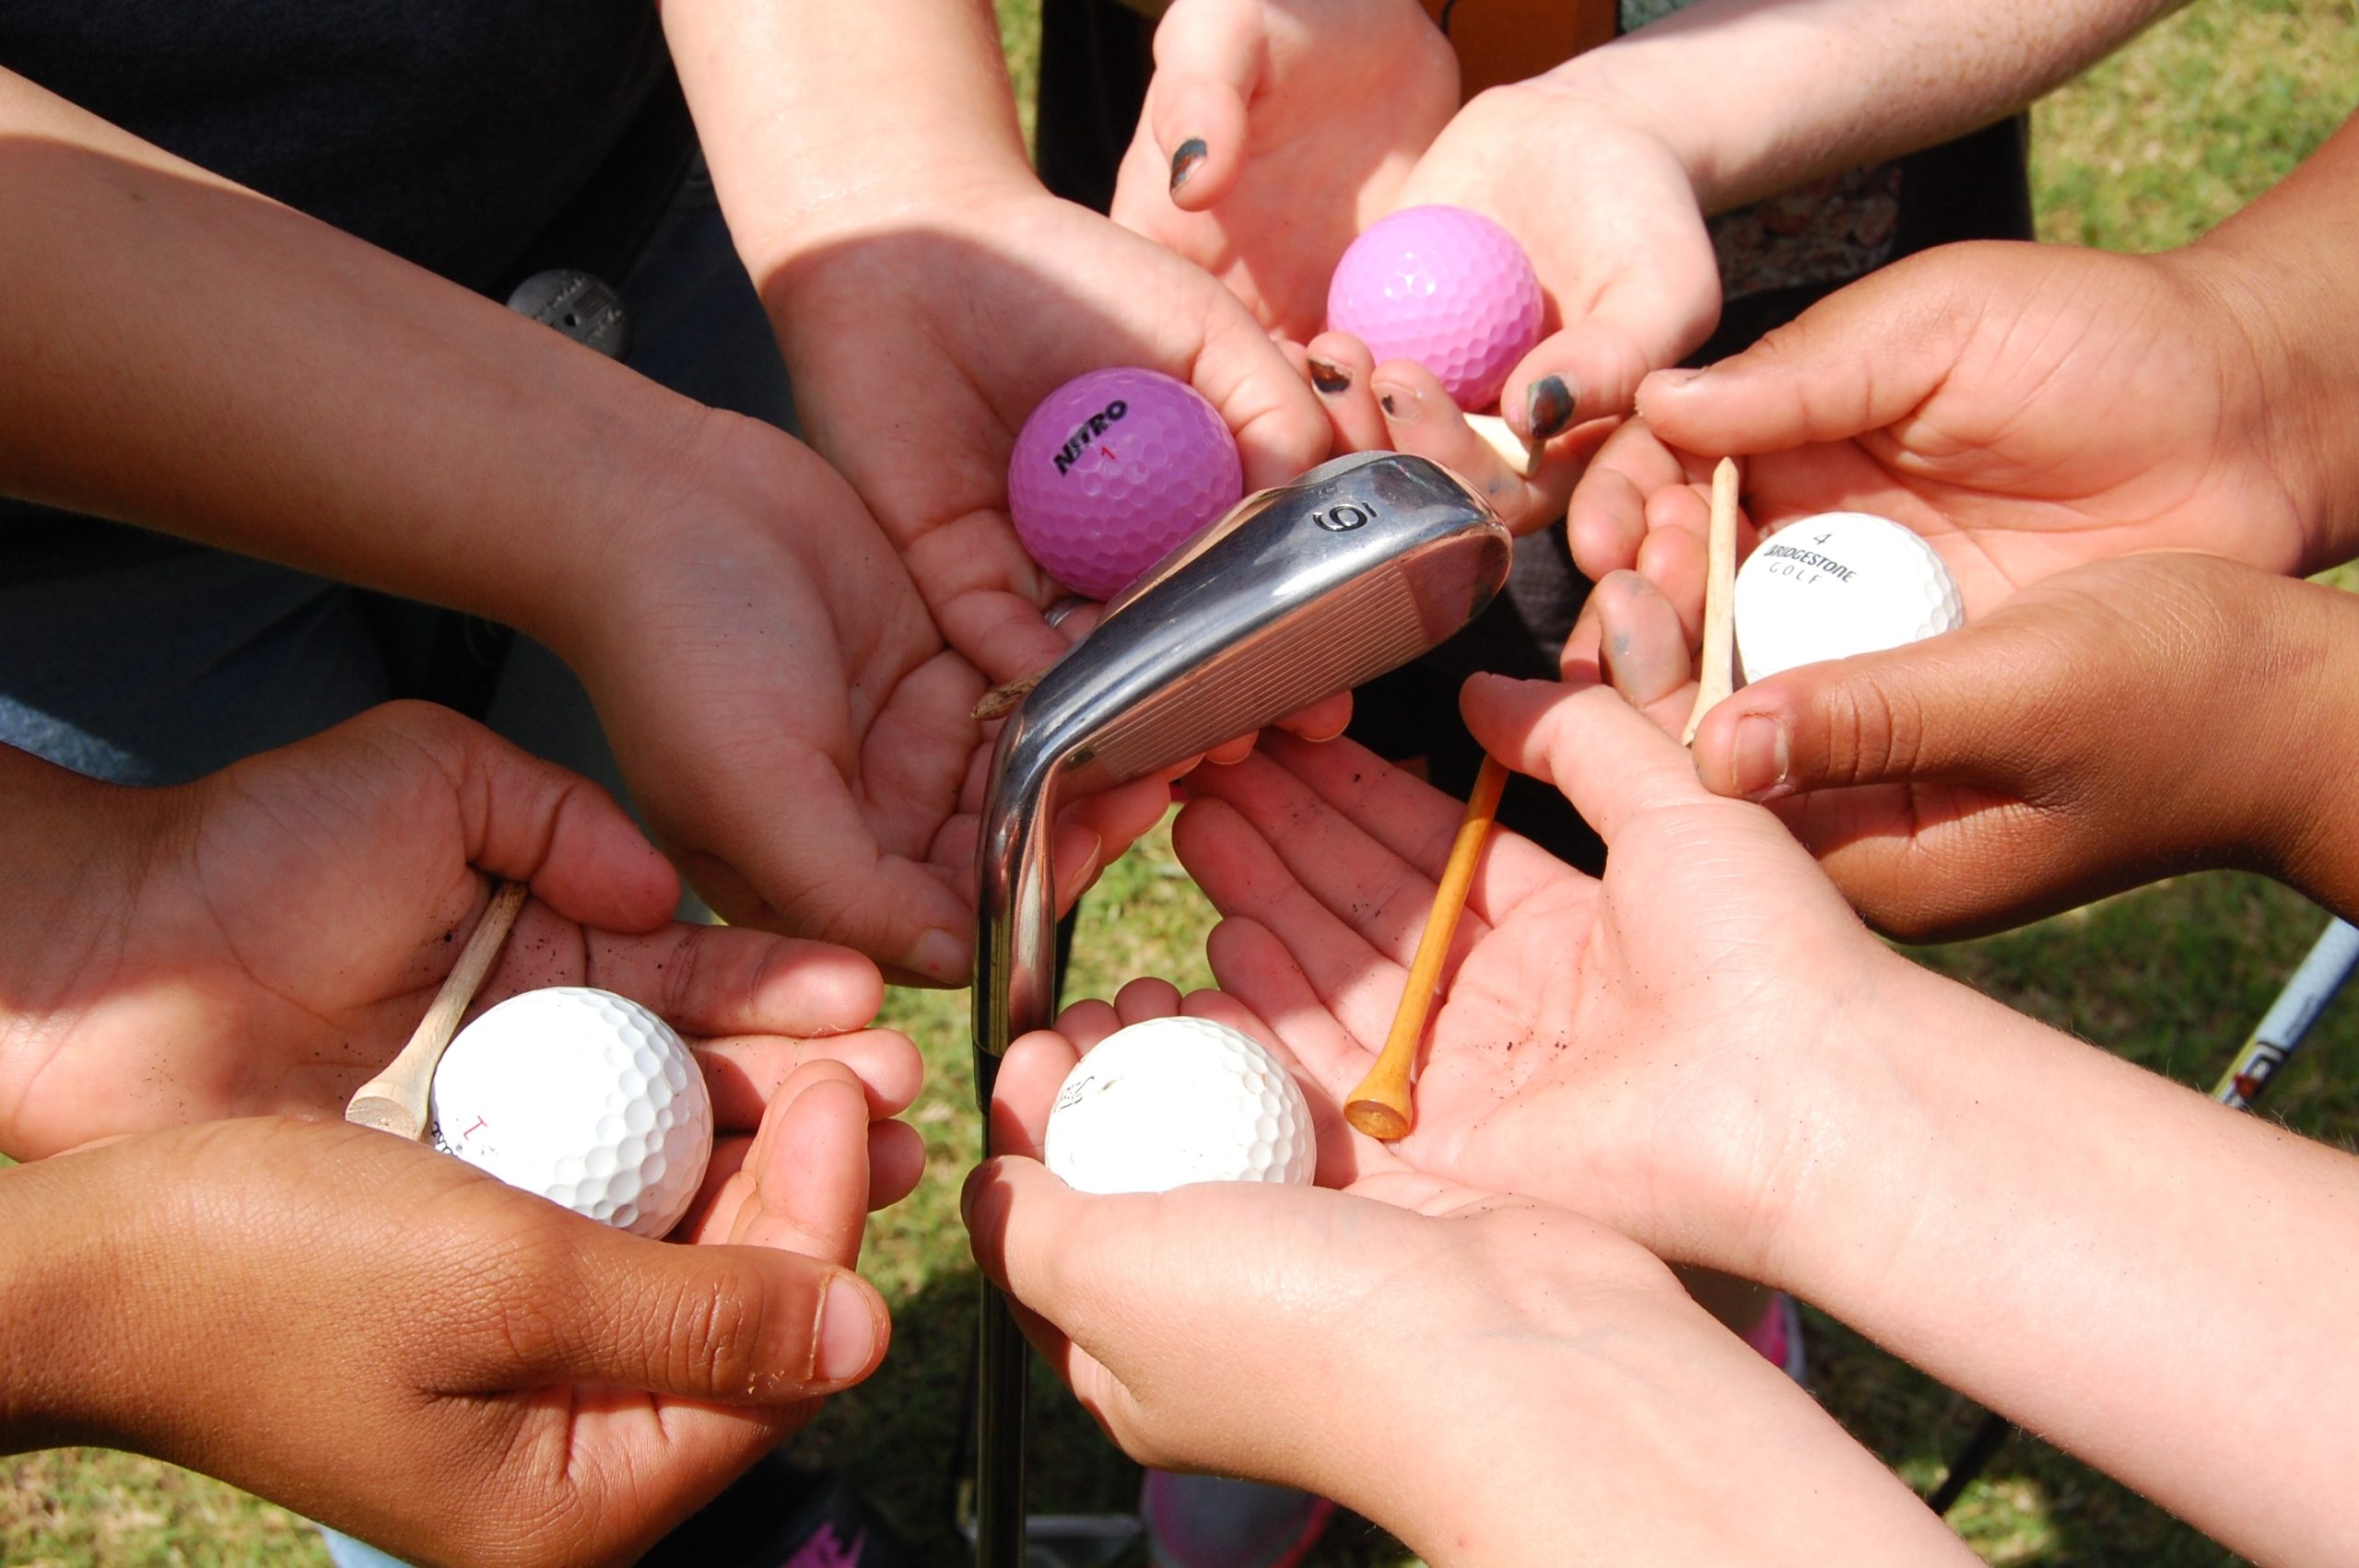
[1733,511,1966,683]
[1042,1016,1316,1195]
[430,987,714,1238]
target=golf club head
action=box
[973,449,1510,1072]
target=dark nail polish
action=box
[1376,384,1420,424]
[1526,376,1576,439]
[1309,357,1352,396]
[1168,138,1209,194]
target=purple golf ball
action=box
[1326,205,1544,411]
[1007,367,1244,602]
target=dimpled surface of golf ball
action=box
[1043,1016,1315,1195]
[430,987,713,1238]
[1734,511,1966,683]
[1006,367,1244,602]
[1326,205,1544,411]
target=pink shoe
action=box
[1142,1472,1336,1568]
[1742,1291,1810,1386]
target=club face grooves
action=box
[976,451,1510,1068]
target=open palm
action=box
[1168,697,1879,1267]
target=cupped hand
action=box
[1307,85,1721,533]
[545,417,1170,983]
[1678,552,2359,940]
[1109,0,1461,342]
[962,988,1978,1567]
[0,700,928,1166]
[971,1004,1607,1490]
[1167,686,1898,1282]
[7,1062,889,1568]
[763,177,1330,687]
[1568,240,2316,620]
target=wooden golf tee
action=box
[346,878,530,1141]
[1344,754,1509,1141]
[1682,457,1742,746]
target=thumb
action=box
[440,1229,888,1403]
[1146,0,1265,209]
[1690,613,2078,805]
[1504,266,1721,440]
[1635,247,1996,456]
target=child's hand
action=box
[0,701,925,1179]
[964,990,1975,1568]
[1109,0,1461,342]
[1682,552,2359,939]
[2,1062,889,1568]
[1168,686,1895,1287]
[1308,87,1720,533]
[1568,240,2318,620]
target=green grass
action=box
[0,1451,324,1568]
[2032,0,2359,250]
[15,2,2359,1563]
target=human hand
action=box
[1109,0,1461,343]
[1307,80,1721,533]
[0,700,931,1165]
[1567,240,2319,621]
[1169,685,2359,1568]
[1674,553,2359,940]
[960,992,1976,1567]
[764,177,1330,683]
[540,419,1173,982]
[2,1063,890,1568]
[1168,686,1899,1285]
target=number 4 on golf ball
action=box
[1733,511,1966,683]
[1043,1016,1316,1195]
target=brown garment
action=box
[1418,0,1619,96]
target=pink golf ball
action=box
[1006,367,1244,602]
[1326,205,1544,411]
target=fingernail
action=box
[1308,357,1352,396]
[1600,627,1679,708]
[1525,376,1576,439]
[1168,138,1208,194]
[1375,381,1420,424]
[814,1273,883,1384]
[1653,368,1705,392]
[959,1163,990,1223]
[1069,833,1106,895]
[906,929,968,984]
[1731,714,1790,801]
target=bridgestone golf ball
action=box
[1326,205,1545,411]
[1042,1016,1315,1195]
[430,987,714,1238]
[1006,367,1245,602]
[1733,511,1966,683]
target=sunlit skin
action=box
[1557,114,2359,938]
[0,706,931,1567]
[1150,683,2359,1563]
[1113,0,2183,531]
